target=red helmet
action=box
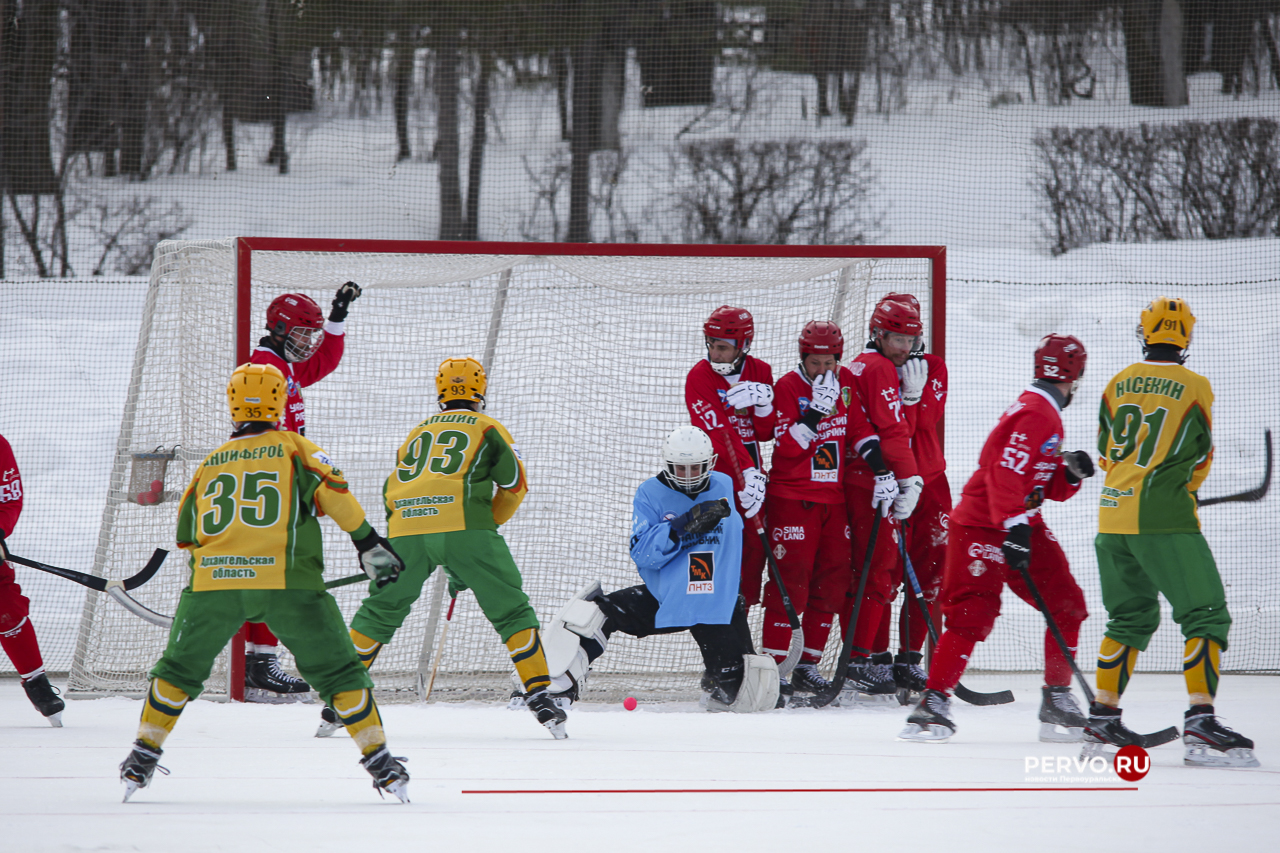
[703,305,754,352]
[799,320,844,359]
[1034,334,1087,382]
[870,298,923,336]
[266,293,324,336]
[878,292,920,313]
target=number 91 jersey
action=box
[384,410,528,537]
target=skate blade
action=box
[315,720,342,738]
[838,690,899,708]
[543,720,569,740]
[385,779,411,803]
[244,688,315,705]
[1039,722,1084,743]
[1184,745,1261,768]
[898,722,954,742]
[45,711,64,728]
[1080,739,1113,760]
[122,780,141,803]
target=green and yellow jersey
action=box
[1097,360,1213,534]
[176,429,371,591]
[384,410,528,537]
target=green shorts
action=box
[1094,532,1230,651]
[351,529,538,644]
[150,588,373,703]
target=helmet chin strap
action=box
[708,354,743,377]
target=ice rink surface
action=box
[3,673,1277,853]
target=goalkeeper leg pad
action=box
[543,581,607,693]
[707,655,779,713]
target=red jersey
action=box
[249,324,345,435]
[843,348,919,488]
[953,385,1081,531]
[0,434,23,538]
[770,366,872,503]
[686,356,776,477]
[904,354,948,481]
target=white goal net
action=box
[67,238,938,703]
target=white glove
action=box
[738,467,767,519]
[872,473,900,518]
[898,358,928,406]
[892,475,924,520]
[809,370,840,417]
[788,421,818,450]
[725,381,774,415]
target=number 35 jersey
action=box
[384,410,528,537]
[1097,361,1213,534]
[176,429,372,591]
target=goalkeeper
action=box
[119,363,409,803]
[335,357,568,739]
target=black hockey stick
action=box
[717,425,803,677]
[803,512,881,709]
[1198,429,1271,506]
[7,548,168,592]
[898,534,1014,706]
[1010,557,1179,749]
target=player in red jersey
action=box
[764,321,875,701]
[239,282,362,701]
[685,305,775,609]
[0,433,66,725]
[866,293,951,698]
[840,298,926,697]
[900,334,1095,743]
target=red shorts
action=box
[941,521,1087,642]
[763,495,850,615]
[0,560,32,632]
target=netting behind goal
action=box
[67,238,939,702]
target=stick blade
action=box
[955,683,1015,706]
[123,548,170,590]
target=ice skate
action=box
[838,657,898,706]
[22,673,65,727]
[315,705,342,738]
[119,740,167,802]
[1081,702,1180,758]
[1038,685,1086,743]
[789,662,832,695]
[893,651,928,706]
[525,689,569,739]
[898,689,955,742]
[244,652,314,704]
[359,746,410,802]
[1183,706,1260,768]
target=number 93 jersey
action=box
[1098,360,1214,534]
[384,410,528,537]
[177,430,371,591]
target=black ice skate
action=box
[315,704,342,738]
[1039,685,1087,743]
[22,673,65,727]
[790,662,832,694]
[1081,702,1180,759]
[898,689,956,742]
[359,746,410,802]
[893,651,928,706]
[244,652,314,704]
[1183,705,1260,768]
[120,740,168,802]
[776,677,794,709]
[837,656,898,706]
[525,689,569,739]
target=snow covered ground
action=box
[3,673,1278,853]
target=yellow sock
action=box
[506,628,551,694]
[349,629,383,669]
[138,678,189,749]
[331,688,386,756]
[1183,637,1221,707]
[1095,636,1138,707]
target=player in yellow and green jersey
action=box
[118,363,412,802]
[1085,297,1258,768]
[341,357,567,739]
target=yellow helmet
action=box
[1139,297,1195,350]
[436,357,486,409]
[227,363,286,423]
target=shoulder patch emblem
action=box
[850,362,866,376]
[968,559,987,577]
[841,387,852,407]
[1040,433,1061,456]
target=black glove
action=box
[330,281,362,323]
[1063,450,1095,485]
[353,529,403,587]
[0,528,7,561]
[669,498,731,542]
[1001,523,1032,572]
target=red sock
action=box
[799,609,835,664]
[925,630,977,695]
[0,617,45,677]
[760,609,794,665]
[902,598,933,652]
[873,603,892,654]
[1044,625,1079,687]
[850,599,885,657]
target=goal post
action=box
[68,238,944,703]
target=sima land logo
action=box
[1024,744,1150,784]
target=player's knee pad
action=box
[543,580,608,687]
[726,654,779,713]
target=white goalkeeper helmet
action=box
[662,426,717,494]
